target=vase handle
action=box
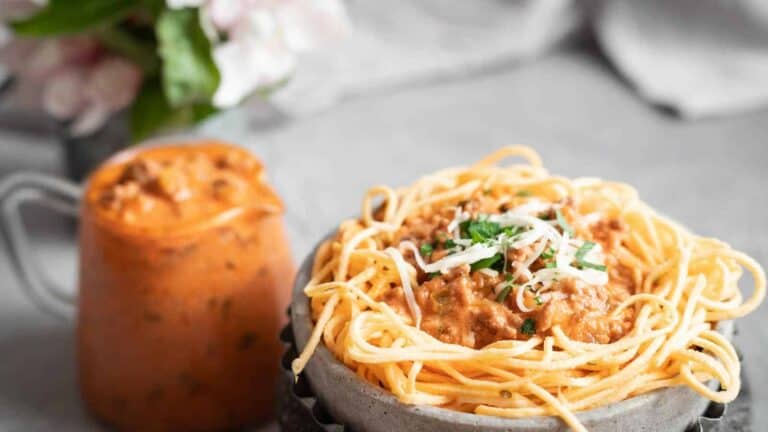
[0,172,82,320]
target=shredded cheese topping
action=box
[393,201,609,319]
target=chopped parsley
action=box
[580,262,607,271]
[534,295,544,305]
[496,284,513,303]
[575,241,595,260]
[502,225,524,238]
[545,261,556,269]
[427,271,441,280]
[540,247,555,259]
[443,239,457,249]
[470,253,504,272]
[574,241,607,271]
[521,318,536,336]
[419,242,434,257]
[461,219,502,244]
[555,208,574,237]
[515,190,532,197]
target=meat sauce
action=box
[78,141,294,431]
[383,195,635,348]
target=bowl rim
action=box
[291,230,730,428]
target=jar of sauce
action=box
[74,141,294,430]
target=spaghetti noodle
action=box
[292,147,765,431]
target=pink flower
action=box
[0,0,45,21]
[42,67,88,120]
[62,57,142,136]
[2,32,142,136]
[1,0,349,136]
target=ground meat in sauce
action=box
[382,194,636,348]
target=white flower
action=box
[206,0,246,30]
[212,10,296,107]
[205,0,350,108]
[274,0,350,52]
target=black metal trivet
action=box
[277,313,752,432]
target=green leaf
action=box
[130,79,174,141]
[520,318,536,336]
[156,8,220,108]
[580,262,607,271]
[496,284,513,303]
[502,225,524,239]
[574,241,596,262]
[540,247,556,260]
[140,0,166,18]
[574,241,607,272]
[461,219,502,244]
[11,0,137,36]
[419,243,434,257]
[97,26,160,74]
[130,78,217,142]
[470,253,503,272]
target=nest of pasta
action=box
[292,147,765,432]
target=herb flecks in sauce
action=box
[521,318,536,336]
[384,194,634,349]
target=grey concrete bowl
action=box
[292,238,731,432]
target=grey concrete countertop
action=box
[1,47,766,431]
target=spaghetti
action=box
[292,146,765,432]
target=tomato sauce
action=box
[77,141,293,431]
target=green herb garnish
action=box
[444,239,457,249]
[540,247,556,259]
[555,208,574,237]
[575,241,595,260]
[516,190,532,197]
[580,262,607,271]
[496,284,513,303]
[545,261,556,269]
[502,225,524,238]
[461,219,502,244]
[574,241,607,271]
[521,318,536,336]
[470,253,504,272]
[427,271,441,280]
[535,295,543,305]
[419,243,434,257]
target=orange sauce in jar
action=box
[77,141,294,431]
